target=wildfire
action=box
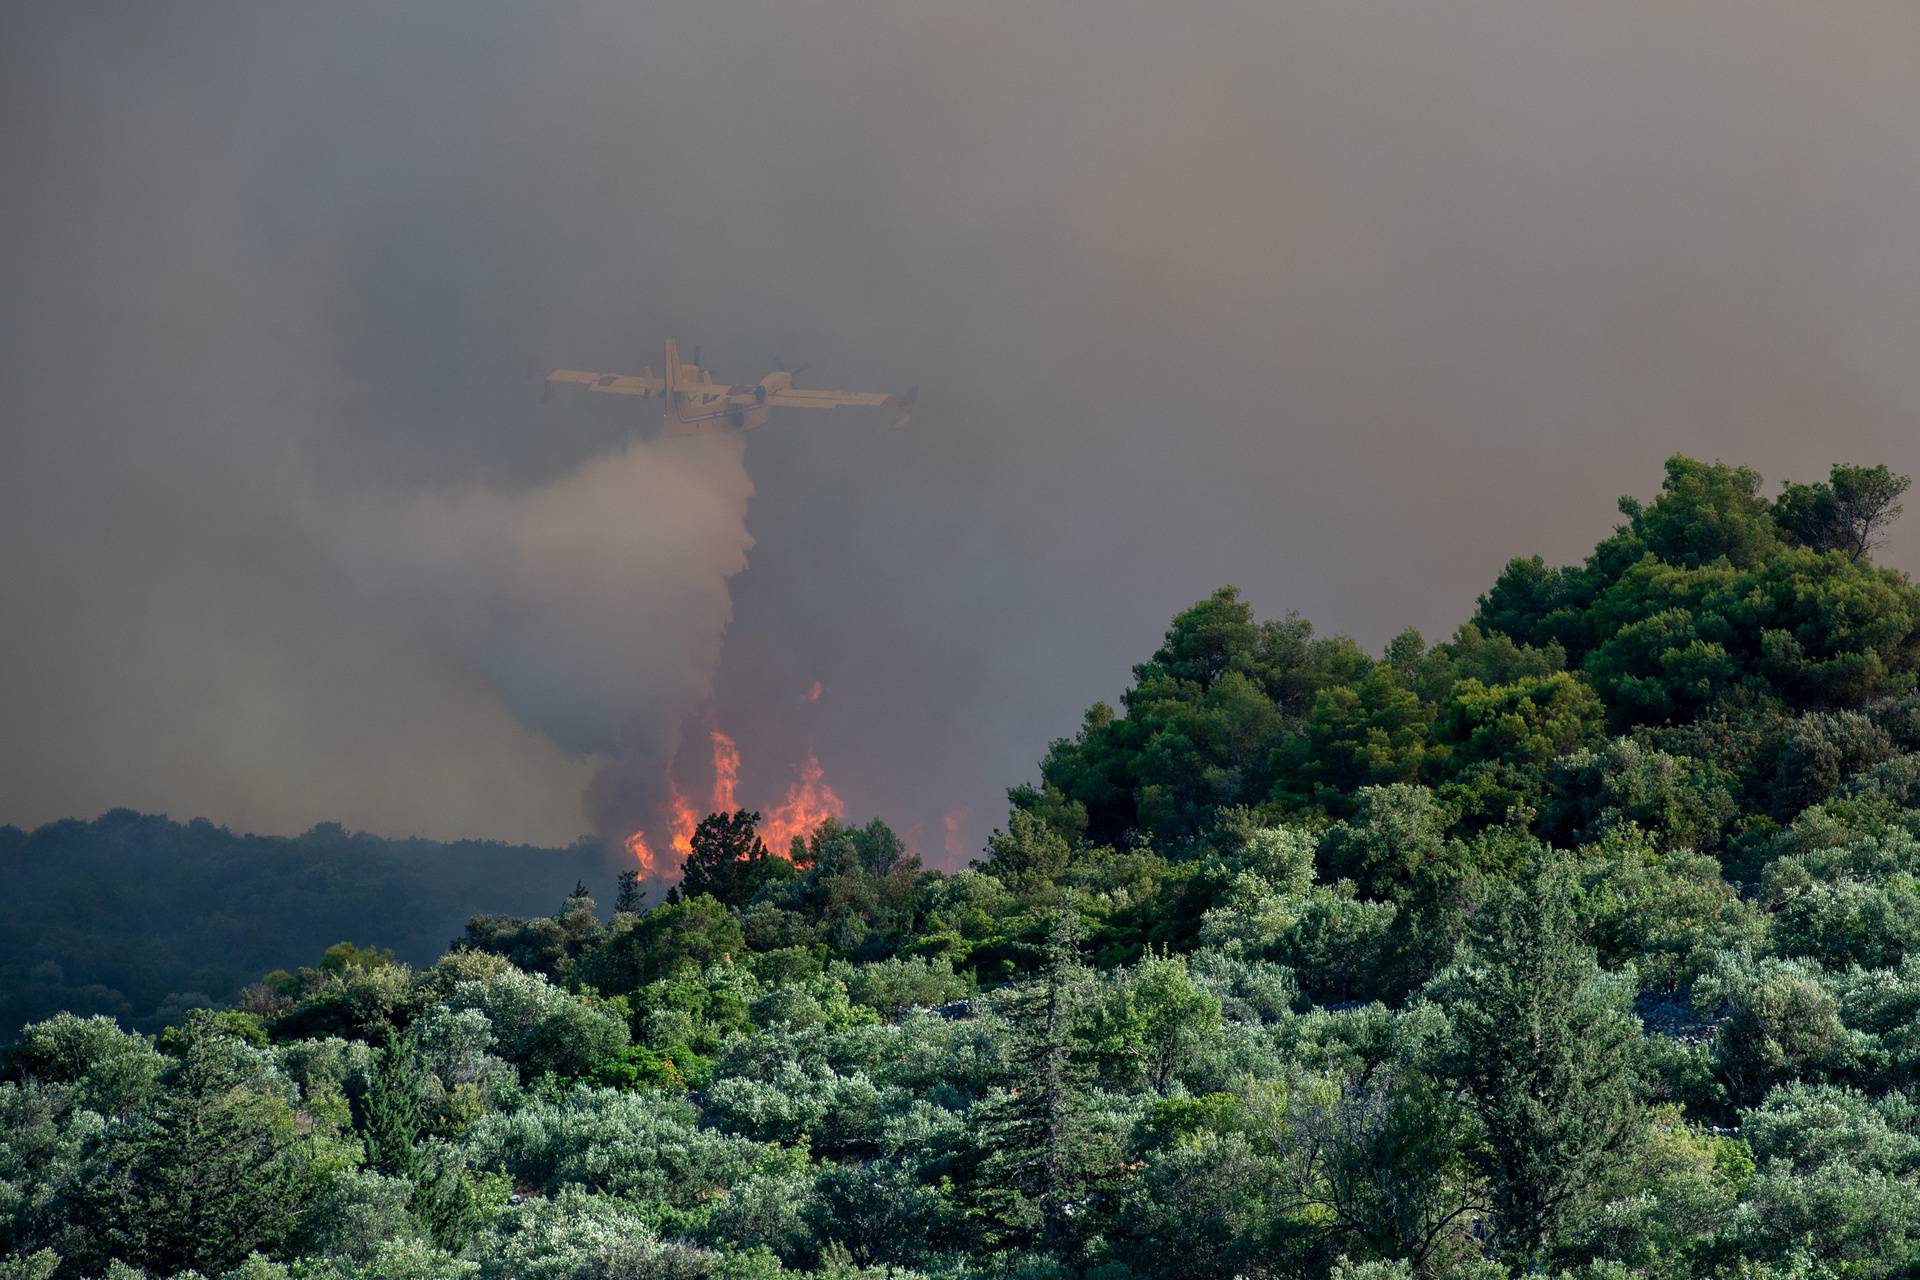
[622,717,843,877]
[623,763,705,876]
[623,830,661,875]
[760,751,845,859]
[666,776,700,857]
[709,728,740,812]
[943,808,969,863]
[622,775,698,875]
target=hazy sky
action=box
[4,2,1919,866]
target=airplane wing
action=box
[543,367,667,397]
[759,387,896,410]
[758,383,918,427]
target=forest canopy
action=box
[8,456,1920,1280]
[0,815,610,1034]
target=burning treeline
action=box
[624,725,845,877]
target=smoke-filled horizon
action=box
[4,3,1919,867]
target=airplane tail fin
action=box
[662,339,702,432]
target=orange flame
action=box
[622,705,844,878]
[709,728,740,813]
[666,776,700,859]
[621,772,703,876]
[760,751,845,859]
[943,808,969,863]
[624,830,660,875]
[802,680,823,704]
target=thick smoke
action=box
[326,435,755,848]
[4,3,1919,862]
[0,5,768,847]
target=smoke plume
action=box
[327,435,756,848]
[5,3,1920,864]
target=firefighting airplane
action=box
[530,340,916,435]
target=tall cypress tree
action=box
[976,909,1109,1252]
[1438,858,1645,1257]
[359,1034,425,1179]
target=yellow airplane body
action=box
[537,340,914,434]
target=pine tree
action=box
[681,809,790,906]
[615,868,645,915]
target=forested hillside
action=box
[0,815,607,1033]
[10,456,1920,1279]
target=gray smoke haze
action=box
[327,434,755,846]
[4,2,1919,864]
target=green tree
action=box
[1732,1083,1920,1277]
[1622,455,1781,570]
[1034,588,1368,845]
[977,810,1076,894]
[1109,1130,1281,1280]
[1433,860,1646,1258]
[1475,554,1601,659]
[1477,457,1920,718]
[1434,672,1604,775]
[1279,667,1440,813]
[1769,710,1895,819]
[1701,956,1856,1106]
[974,911,1110,1251]
[1545,736,1740,854]
[1408,623,1566,704]
[576,894,745,991]
[359,1034,425,1177]
[1084,950,1221,1092]
[805,816,913,879]
[2,1012,162,1117]
[782,817,924,959]
[65,1034,328,1274]
[1317,785,1449,901]
[1776,463,1911,562]
[614,868,645,916]
[679,810,791,907]
[1276,1069,1487,1275]
[412,1142,510,1252]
